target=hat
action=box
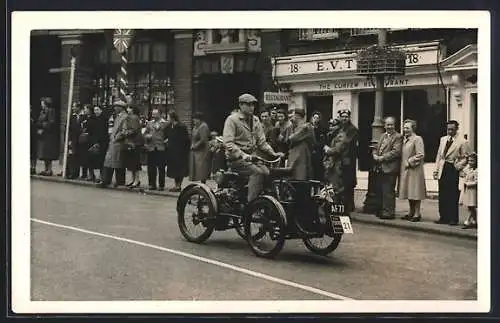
[112,99,127,108]
[238,93,258,104]
[338,107,352,116]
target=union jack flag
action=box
[113,29,133,53]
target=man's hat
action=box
[238,93,258,104]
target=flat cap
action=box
[238,93,258,103]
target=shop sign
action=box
[263,92,291,104]
[275,45,440,78]
[317,78,411,91]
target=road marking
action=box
[31,218,354,301]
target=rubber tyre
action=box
[302,234,342,256]
[177,186,216,243]
[235,216,247,239]
[244,195,287,259]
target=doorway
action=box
[306,95,333,129]
[470,92,477,151]
[198,72,260,133]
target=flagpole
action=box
[62,56,76,179]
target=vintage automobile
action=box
[176,139,354,259]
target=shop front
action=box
[192,29,263,133]
[88,30,175,117]
[273,42,478,192]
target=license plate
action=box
[338,216,354,234]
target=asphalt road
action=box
[30,180,478,301]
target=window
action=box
[298,29,339,40]
[357,86,447,171]
[212,29,240,43]
[90,34,174,116]
[403,88,447,162]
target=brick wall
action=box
[173,32,194,133]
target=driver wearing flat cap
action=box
[222,93,284,202]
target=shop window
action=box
[90,35,173,116]
[403,88,446,162]
[152,42,167,62]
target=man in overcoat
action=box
[99,100,129,188]
[323,108,359,215]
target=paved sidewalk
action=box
[31,161,477,240]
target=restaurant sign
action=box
[263,92,291,104]
[317,78,410,91]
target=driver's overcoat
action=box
[288,122,315,180]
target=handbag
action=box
[88,143,100,154]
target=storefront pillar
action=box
[259,30,282,105]
[362,30,387,214]
[173,30,194,131]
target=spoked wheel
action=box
[303,234,342,256]
[244,195,287,259]
[234,216,247,239]
[177,186,216,243]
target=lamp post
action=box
[355,29,406,213]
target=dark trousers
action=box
[438,162,460,223]
[375,172,398,217]
[101,167,126,186]
[66,154,79,178]
[147,149,166,188]
[228,159,270,202]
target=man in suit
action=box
[372,116,403,219]
[433,120,470,225]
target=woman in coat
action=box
[123,105,143,188]
[87,105,109,183]
[165,109,190,192]
[36,97,59,176]
[189,112,211,183]
[77,104,93,180]
[399,119,427,222]
[288,108,315,180]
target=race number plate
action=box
[338,216,354,234]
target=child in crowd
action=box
[208,131,227,178]
[461,152,477,229]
